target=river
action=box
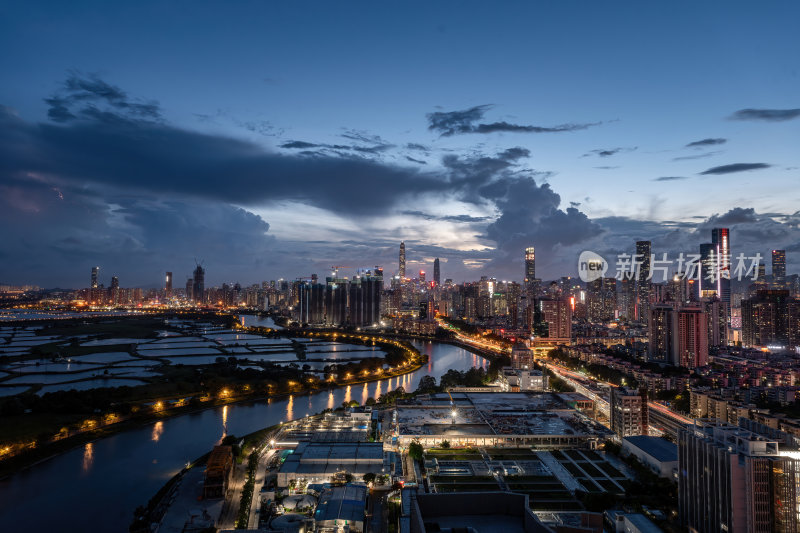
[0,338,486,531]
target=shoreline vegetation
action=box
[0,312,433,478]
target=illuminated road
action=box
[439,318,692,437]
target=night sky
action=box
[1,1,799,288]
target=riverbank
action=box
[0,331,426,478]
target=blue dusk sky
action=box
[1,0,799,287]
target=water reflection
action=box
[82,442,94,474]
[286,395,294,421]
[151,421,164,442]
[0,340,485,533]
[361,383,369,404]
[221,406,228,438]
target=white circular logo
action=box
[578,251,608,282]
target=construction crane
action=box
[330,265,349,278]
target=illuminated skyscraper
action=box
[635,241,651,321]
[91,266,99,289]
[192,264,205,303]
[711,228,731,315]
[773,249,786,287]
[524,247,536,297]
[699,243,717,298]
[165,272,173,295]
[399,241,406,278]
[433,258,440,286]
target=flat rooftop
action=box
[624,436,678,463]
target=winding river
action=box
[0,326,486,532]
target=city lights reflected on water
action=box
[361,383,369,404]
[285,395,294,421]
[343,385,351,405]
[374,379,383,398]
[82,442,94,474]
[151,421,164,442]
[327,391,335,410]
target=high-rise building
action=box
[325,274,348,326]
[649,304,677,364]
[678,420,800,533]
[534,298,572,340]
[742,289,797,349]
[773,249,787,287]
[711,228,731,317]
[165,272,173,295]
[524,247,536,298]
[110,276,119,306]
[610,387,648,437]
[297,280,325,325]
[418,270,425,284]
[348,267,383,327]
[91,266,99,289]
[399,241,406,278]
[192,264,205,303]
[587,277,616,322]
[635,241,651,321]
[433,258,440,286]
[676,307,709,368]
[185,278,193,300]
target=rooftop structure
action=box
[314,484,368,533]
[277,441,386,487]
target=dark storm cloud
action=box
[1,105,444,217]
[653,176,689,182]
[729,108,800,122]
[686,138,726,148]
[701,207,758,226]
[45,72,161,123]
[426,105,600,136]
[700,163,771,175]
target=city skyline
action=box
[2,1,800,287]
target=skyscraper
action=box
[676,307,709,368]
[165,272,173,295]
[773,249,787,287]
[635,241,651,321]
[192,264,205,303]
[110,276,120,305]
[649,304,677,364]
[711,228,731,316]
[91,266,99,289]
[399,241,406,278]
[699,243,718,298]
[433,258,440,286]
[524,247,536,297]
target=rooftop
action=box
[623,436,678,463]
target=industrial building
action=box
[203,445,233,499]
[277,442,387,487]
[622,436,678,479]
[314,484,368,533]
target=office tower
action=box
[91,266,99,289]
[399,241,406,278]
[325,273,349,326]
[698,242,719,300]
[678,420,800,533]
[676,307,709,368]
[535,298,572,340]
[524,245,536,288]
[610,387,648,437]
[433,258,440,286]
[297,280,325,325]
[165,272,173,295]
[711,228,731,315]
[185,278,193,300]
[418,270,425,284]
[635,241,651,321]
[773,249,787,287]
[618,277,635,319]
[192,264,205,303]
[741,289,794,348]
[649,304,677,364]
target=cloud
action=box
[427,104,600,136]
[653,176,689,182]
[279,138,394,156]
[44,72,162,123]
[583,147,636,158]
[672,151,722,161]
[400,211,489,223]
[405,156,427,165]
[700,163,771,175]
[702,207,758,226]
[686,138,726,148]
[730,108,800,122]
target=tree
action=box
[439,440,450,449]
[362,472,377,484]
[416,375,437,394]
[408,439,424,461]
